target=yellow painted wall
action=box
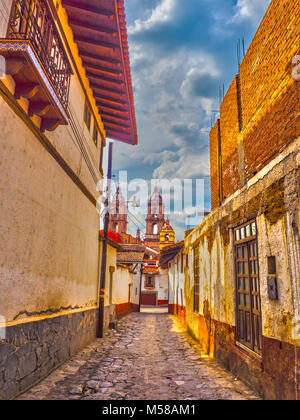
[0,1,105,326]
[0,97,101,325]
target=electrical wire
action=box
[128,209,147,230]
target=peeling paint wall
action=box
[183,139,300,399]
[102,243,139,325]
[168,251,186,322]
[0,97,101,325]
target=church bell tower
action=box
[108,187,128,235]
[144,187,165,251]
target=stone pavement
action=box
[17,312,260,400]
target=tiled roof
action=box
[117,243,146,263]
[117,251,144,263]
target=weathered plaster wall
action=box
[0,1,106,398]
[101,243,116,308]
[0,97,100,325]
[184,139,300,399]
[131,266,142,307]
[168,251,186,322]
[158,269,169,303]
[186,139,300,344]
[113,265,133,306]
[101,243,138,325]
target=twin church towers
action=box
[108,186,175,251]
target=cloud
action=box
[110,0,272,235]
[129,0,176,34]
[233,0,271,24]
[153,151,210,179]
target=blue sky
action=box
[107,0,271,240]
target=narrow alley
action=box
[17,313,259,401]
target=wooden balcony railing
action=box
[7,0,71,108]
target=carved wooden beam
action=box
[104,121,131,133]
[101,117,130,128]
[83,62,122,78]
[5,57,27,76]
[86,71,124,85]
[80,51,121,65]
[74,34,119,50]
[15,82,40,99]
[40,118,60,132]
[94,94,127,105]
[62,0,114,18]
[68,18,117,36]
[28,101,51,117]
[96,100,127,112]
[90,81,125,95]
[99,110,130,121]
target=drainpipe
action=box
[97,142,113,338]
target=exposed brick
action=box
[210,0,300,207]
[209,119,221,210]
[220,75,242,200]
[240,0,300,180]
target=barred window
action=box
[234,220,261,354]
[193,246,200,313]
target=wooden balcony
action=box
[0,0,72,132]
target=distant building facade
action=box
[109,187,175,307]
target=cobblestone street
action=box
[17,312,259,400]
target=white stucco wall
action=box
[168,251,186,308]
[113,265,133,306]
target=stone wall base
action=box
[0,308,98,400]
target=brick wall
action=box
[240,0,300,180]
[210,0,300,207]
[209,119,221,210]
[220,75,242,200]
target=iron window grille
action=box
[234,220,262,354]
